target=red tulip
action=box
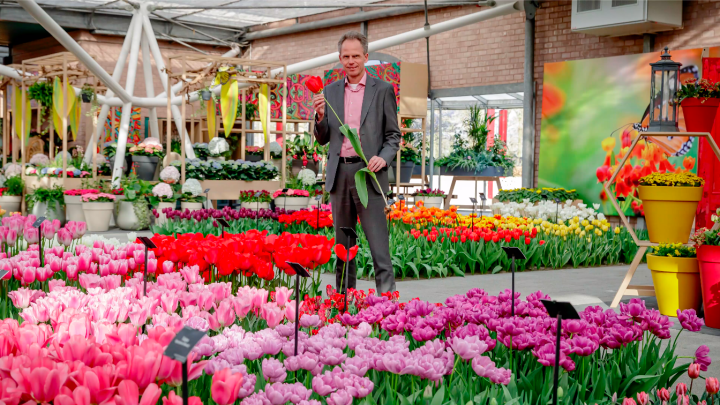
[657,388,670,402]
[707,377,720,395]
[334,244,358,262]
[688,362,701,379]
[306,76,324,93]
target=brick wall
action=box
[533,0,720,185]
[250,5,525,89]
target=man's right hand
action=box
[312,94,325,121]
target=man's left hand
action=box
[367,156,387,172]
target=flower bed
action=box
[496,187,580,203]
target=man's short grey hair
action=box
[338,31,369,55]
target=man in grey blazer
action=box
[312,31,400,294]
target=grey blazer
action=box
[314,75,401,194]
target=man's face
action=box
[339,39,368,77]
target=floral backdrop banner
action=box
[103,106,141,144]
[323,62,402,112]
[244,74,315,120]
[537,48,712,217]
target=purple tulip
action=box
[262,357,288,383]
[677,309,704,332]
[696,345,712,371]
[319,347,347,366]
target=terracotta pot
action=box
[82,202,114,232]
[0,195,22,216]
[63,195,85,223]
[698,245,720,329]
[681,97,720,133]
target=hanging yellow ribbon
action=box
[12,86,31,140]
[259,83,269,144]
[207,97,217,140]
[68,96,81,140]
[51,77,76,140]
[220,80,238,138]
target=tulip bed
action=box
[0,215,715,405]
[151,204,644,280]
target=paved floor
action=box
[90,229,720,386]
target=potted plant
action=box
[81,192,116,232]
[207,137,230,162]
[245,145,264,162]
[413,189,446,208]
[80,84,96,104]
[104,142,131,176]
[647,243,701,316]
[193,143,210,160]
[27,185,65,224]
[638,172,704,244]
[238,190,272,211]
[150,183,178,226]
[288,132,322,176]
[269,142,285,173]
[128,142,164,181]
[115,175,152,231]
[64,189,98,222]
[273,188,310,211]
[677,78,720,133]
[436,106,514,177]
[180,179,206,211]
[692,210,720,329]
[0,175,24,216]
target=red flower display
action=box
[334,244,358,262]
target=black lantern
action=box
[649,47,682,132]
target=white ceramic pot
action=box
[82,202,114,232]
[240,201,270,211]
[31,201,65,225]
[64,195,85,222]
[155,201,176,226]
[116,200,150,230]
[274,196,310,211]
[0,195,22,216]
[181,202,203,212]
[415,196,444,209]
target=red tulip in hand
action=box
[306,76,324,93]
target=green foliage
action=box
[27,185,65,212]
[497,187,580,203]
[120,174,153,202]
[467,104,496,153]
[287,132,323,161]
[172,159,278,181]
[4,177,24,196]
[676,78,720,102]
[28,82,53,113]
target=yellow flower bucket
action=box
[648,254,701,316]
[638,185,702,243]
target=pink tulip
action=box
[23,227,39,244]
[66,265,79,280]
[75,244,87,255]
[275,286,293,307]
[285,300,297,322]
[163,261,174,274]
[20,266,36,285]
[8,288,45,309]
[677,383,687,397]
[6,229,16,247]
[114,380,162,405]
[133,250,145,264]
[261,302,284,329]
[147,258,157,274]
[233,294,253,319]
[57,228,73,246]
[36,265,54,282]
[216,300,236,328]
[48,256,62,273]
[211,368,244,405]
[48,279,66,292]
[163,391,203,405]
[52,219,61,232]
[41,220,55,240]
[253,288,269,308]
[179,265,201,284]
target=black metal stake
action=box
[182,361,189,405]
[553,314,562,405]
[344,242,349,312]
[511,256,515,317]
[294,272,301,356]
[143,244,148,297]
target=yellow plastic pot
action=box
[638,185,702,243]
[648,254,701,316]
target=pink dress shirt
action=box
[340,72,367,157]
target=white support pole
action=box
[141,12,196,159]
[142,34,160,139]
[83,12,139,165]
[16,0,132,103]
[111,7,144,187]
